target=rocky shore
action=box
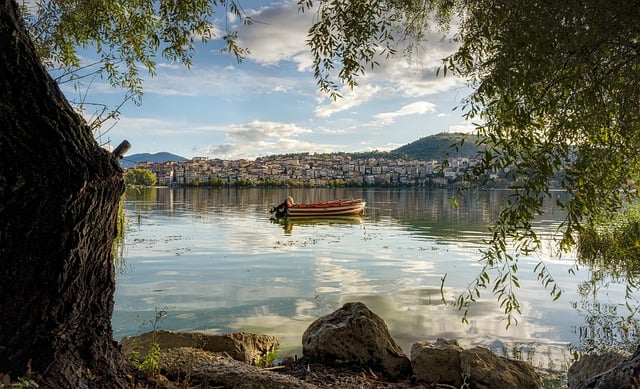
[120,302,638,388]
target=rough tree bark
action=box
[0,0,133,387]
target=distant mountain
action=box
[391,132,481,161]
[121,152,186,168]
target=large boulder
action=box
[567,351,626,388]
[460,346,543,389]
[120,330,279,364]
[569,346,640,388]
[411,338,463,385]
[302,302,412,380]
[411,339,542,388]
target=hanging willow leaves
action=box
[302,0,640,324]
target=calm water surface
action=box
[113,187,635,376]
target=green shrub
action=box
[255,349,278,368]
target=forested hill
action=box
[349,132,481,161]
[392,132,480,160]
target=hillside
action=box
[392,132,480,161]
[121,152,186,168]
[120,133,480,167]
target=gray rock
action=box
[460,346,543,389]
[569,346,640,389]
[159,347,317,389]
[567,351,626,388]
[302,301,412,380]
[411,338,464,386]
[411,340,542,388]
[120,330,279,364]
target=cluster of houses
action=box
[129,154,493,187]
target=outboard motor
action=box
[269,196,294,218]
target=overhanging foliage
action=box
[302,0,640,324]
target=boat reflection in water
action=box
[271,215,364,234]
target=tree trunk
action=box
[0,0,133,387]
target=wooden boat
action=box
[270,198,366,218]
[287,200,366,217]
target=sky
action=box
[62,1,474,160]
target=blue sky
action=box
[65,1,473,160]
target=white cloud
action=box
[195,120,340,159]
[272,85,288,93]
[140,63,301,98]
[195,24,223,41]
[361,39,463,99]
[303,28,462,118]
[447,122,478,134]
[103,115,226,139]
[199,138,339,160]
[372,101,437,125]
[314,84,381,118]
[236,2,313,69]
[105,116,190,137]
[227,120,311,141]
[292,52,314,72]
[356,142,403,153]
[275,138,338,153]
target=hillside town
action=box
[129,154,492,187]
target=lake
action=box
[112,187,637,378]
